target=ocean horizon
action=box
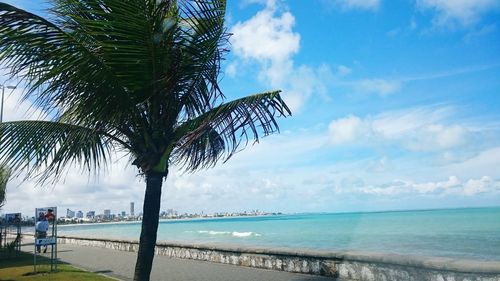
[56,206,500,261]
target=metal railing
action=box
[0,225,22,257]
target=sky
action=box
[1,0,500,217]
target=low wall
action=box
[58,236,500,281]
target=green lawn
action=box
[0,250,115,281]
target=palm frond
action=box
[0,0,291,178]
[0,121,114,182]
[0,164,10,208]
[0,2,143,124]
[172,90,291,171]
[175,0,230,117]
[51,0,154,92]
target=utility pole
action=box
[0,84,17,123]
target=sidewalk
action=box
[26,243,334,281]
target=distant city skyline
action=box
[33,206,277,224]
[60,202,138,219]
[2,0,500,215]
[30,205,276,220]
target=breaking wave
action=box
[193,230,261,237]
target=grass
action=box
[0,250,115,281]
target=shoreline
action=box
[25,205,500,228]
[54,213,281,227]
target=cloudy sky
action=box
[2,0,500,217]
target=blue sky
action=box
[2,0,500,216]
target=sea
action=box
[57,207,500,261]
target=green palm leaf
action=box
[0,2,141,124]
[0,1,291,279]
[173,91,290,171]
[0,121,114,182]
[176,0,229,117]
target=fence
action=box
[0,224,22,257]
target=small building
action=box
[104,209,111,220]
[86,211,95,218]
[76,211,84,218]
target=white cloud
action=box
[464,24,497,41]
[1,85,45,121]
[3,125,500,215]
[328,115,367,144]
[406,124,467,151]
[372,106,452,138]
[2,83,499,215]
[0,77,148,216]
[372,108,470,152]
[229,2,331,112]
[336,65,352,76]
[250,178,288,200]
[402,64,500,82]
[1,129,329,215]
[412,175,461,193]
[462,176,497,196]
[2,152,146,216]
[359,176,500,196]
[359,181,410,196]
[241,0,278,9]
[331,0,380,11]
[278,64,333,111]
[366,157,390,173]
[230,9,299,65]
[327,106,470,151]
[417,0,500,27]
[444,147,500,179]
[225,62,238,78]
[355,79,402,97]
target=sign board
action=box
[35,237,56,246]
[1,213,21,251]
[4,213,21,225]
[35,208,55,222]
[34,206,58,273]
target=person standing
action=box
[35,212,49,253]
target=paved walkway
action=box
[26,243,334,281]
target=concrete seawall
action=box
[58,236,500,281]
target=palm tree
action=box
[0,1,290,280]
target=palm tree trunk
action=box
[133,171,165,281]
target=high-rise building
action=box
[104,209,111,219]
[66,208,75,218]
[166,209,178,217]
[86,211,95,218]
[76,211,83,218]
[130,202,135,217]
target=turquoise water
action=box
[58,207,500,261]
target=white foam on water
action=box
[233,231,262,237]
[194,230,262,237]
[196,230,230,235]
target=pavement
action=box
[24,243,334,281]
